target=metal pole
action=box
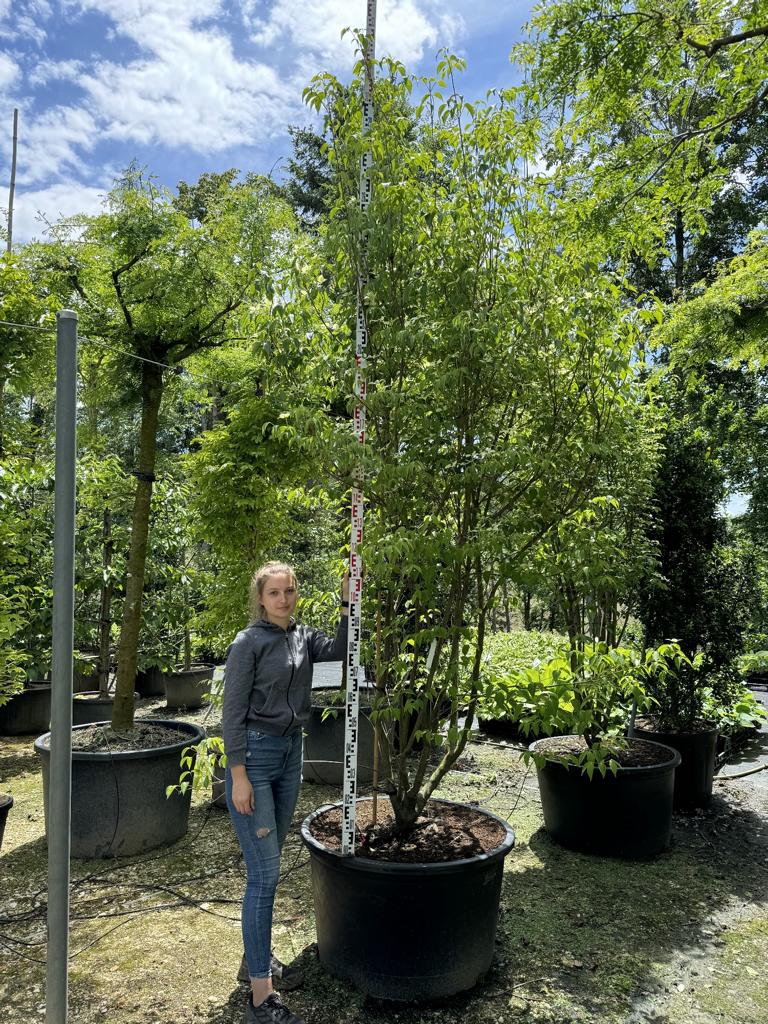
[47,309,77,1024]
[341,0,377,857]
[7,108,18,253]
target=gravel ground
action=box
[0,686,766,1024]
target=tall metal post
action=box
[7,107,18,253]
[341,1,377,857]
[47,309,77,1024]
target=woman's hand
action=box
[231,767,254,815]
[342,571,350,603]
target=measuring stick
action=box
[341,0,377,857]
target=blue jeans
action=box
[226,728,303,979]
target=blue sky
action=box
[0,1,533,244]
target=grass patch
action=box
[1,725,767,1023]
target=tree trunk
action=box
[112,362,164,730]
[674,209,685,293]
[97,508,114,697]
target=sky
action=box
[0,0,533,245]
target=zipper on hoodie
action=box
[283,631,296,735]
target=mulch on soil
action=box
[534,735,676,767]
[309,797,508,863]
[37,722,194,753]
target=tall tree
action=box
[36,167,294,729]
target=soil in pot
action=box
[531,735,681,859]
[631,717,718,810]
[302,797,515,1001]
[0,793,13,849]
[34,719,205,858]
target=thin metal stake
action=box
[372,601,382,824]
[47,309,78,1024]
[341,0,378,857]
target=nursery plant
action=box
[35,167,294,732]
[301,48,648,838]
[490,640,653,776]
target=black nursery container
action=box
[301,798,515,1001]
[303,698,375,786]
[0,793,13,850]
[629,723,718,810]
[531,737,681,859]
[35,718,205,858]
[0,685,51,736]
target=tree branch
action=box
[685,25,768,58]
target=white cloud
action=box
[0,0,52,45]
[69,0,300,151]
[11,180,107,244]
[0,52,20,90]
[15,105,99,185]
[247,0,464,69]
[27,59,85,88]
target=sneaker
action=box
[237,954,304,990]
[244,992,305,1024]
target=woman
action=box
[223,561,349,1024]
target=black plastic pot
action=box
[34,718,205,858]
[0,685,51,736]
[211,759,227,810]
[303,696,375,786]
[301,798,515,1000]
[164,665,214,710]
[530,736,681,859]
[629,722,718,810]
[478,717,527,741]
[71,691,140,726]
[0,793,13,850]
[135,667,165,698]
[73,655,102,693]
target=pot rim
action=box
[529,735,682,774]
[33,718,205,762]
[301,796,515,875]
[0,793,13,809]
[632,719,719,739]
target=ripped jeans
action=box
[226,728,303,979]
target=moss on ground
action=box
[1,720,767,1024]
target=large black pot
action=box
[530,736,681,859]
[301,798,515,1000]
[34,718,205,858]
[164,665,214,710]
[71,691,140,726]
[0,684,51,736]
[303,696,375,786]
[629,721,718,810]
[0,793,13,850]
[135,666,165,698]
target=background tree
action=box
[35,167,294,729]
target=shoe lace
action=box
[263,994,297,1023]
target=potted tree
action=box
[33,168,292,857]
[296,49,645,1000]
[512,641,681,858]
[629,643,720,809]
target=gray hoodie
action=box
[223,616,349,767]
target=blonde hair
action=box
[249,561,298,620]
